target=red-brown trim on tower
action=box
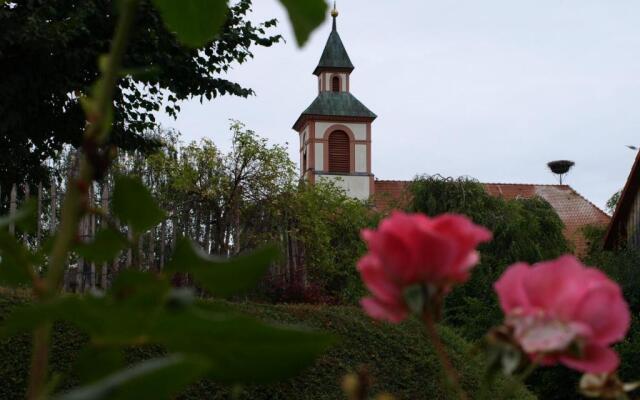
[350,138,356,172]
[309,123,316,183]
[293,114,376,131]
[313,66,353,77]
[366,122,372,174]
[321,123,356,142]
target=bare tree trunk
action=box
[112,218,120,281]
[90,209,96,290]
[160,220,166,270]
[9,184,17,235]
[194,211,201,247]
[36,183,43,246]
[149,227,155,271]
[127,230,133,268]
[205,211,212,254]
[77,216,86,293]
[233,193,241,255]
[101,184,109,289]
[50,179,57,232]
[137,233,144,271]
[171,218,177,251]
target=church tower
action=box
[293,5,377,200]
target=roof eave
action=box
[313,66,355,76]
[293,113,377,131]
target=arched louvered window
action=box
[332,76,341,92]
[328,130,350,173]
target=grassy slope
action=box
[0,291,534,399]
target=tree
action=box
[409,175,570,339]
[607,189,622,214]
[0,0,281,186]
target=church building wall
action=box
[318,72,348,92]
[315,122,366,140]
[318,174,371,201]
[355,144,367,172]
[314,142,324,171]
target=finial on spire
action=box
[331,1,339,31]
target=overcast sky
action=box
[156,0,640,211]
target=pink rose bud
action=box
[494,255,631,373]
[358,212,492,323]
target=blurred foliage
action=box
[0,177,333,398]
[0,290,535,400]
[1,0,334,398]
[409,175,571,339]
[0,0,281,186]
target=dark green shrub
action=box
[409,175,570,340]
[0,291,534,400]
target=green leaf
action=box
[0,296,158,345]
[108,270,170,308]
[0,231,35,286]
[278,0,328,46]
[152,309,334,383]
[166,237,279,297]
[0,198,37,233]
[75,229,128,264]
[74,346,125,384]
[55,355,208,400]
[151,0,228,48]
[112,176,166,235]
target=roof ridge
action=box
[485,182,610,218]
[375,179,411,183]
[482,182,568,187]
[554,185,611,219]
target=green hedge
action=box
[0,291,534,399]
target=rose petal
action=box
[357,254,402,305]
[522,255,586,316]
[572,284,630,345]
[360,297,407,323]
[494,263,530,314]
[513,317,583,354]
[559,345,620,373]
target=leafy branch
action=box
[0,1,332,399]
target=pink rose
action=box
[494,255,630,373]
[358,212,492,323]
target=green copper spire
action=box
[313,2,354,76]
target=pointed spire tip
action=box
[331,1,338,30]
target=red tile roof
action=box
[373,180,610,256]
[372,180,413,210]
